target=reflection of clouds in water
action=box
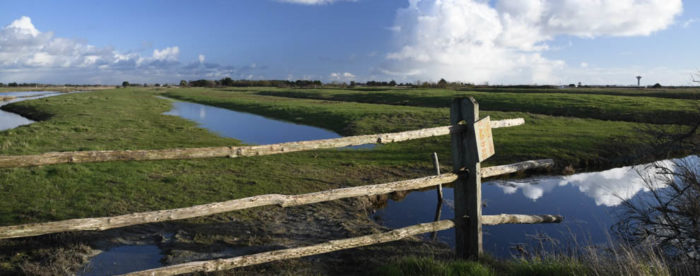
[566,166,647,206]
[493,156,699,207]
[199,107,206,119]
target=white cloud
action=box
[0,16,263,84]
[279,0,355,5]
[152,46,179,61]
[382,0,683,84]
[6,16,39,37]
[329,71,356,81]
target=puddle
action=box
[373,155,699,256]
[78,245,163,275]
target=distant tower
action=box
[636,76,642,87]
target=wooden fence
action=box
[0,97,562,275]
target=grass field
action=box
[0,87,681,224]
[0,86,696,274]
[247,87,700,125]
[164,88,686,167]
[456,86,700,99]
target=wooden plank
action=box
[490,118,525,128]
[0,119,523,169]
[0,174,458,240]
[482,214,563,225]
[481,159,554,178]
[473,116,494,162]
[450,97,482,260]
[124,220,456,276]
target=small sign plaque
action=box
[473,116,495,162]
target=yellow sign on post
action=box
[473,116,495,162]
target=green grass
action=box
[376,256,590,276]
[0,87,690,225]
[378,254,672,276]
[163,88,667,168]
[0,89,430,225]
[376,257,495,276]
[247,87,700,125]
[456,86,700,100]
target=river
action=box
[0,91,60,131]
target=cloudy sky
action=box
[1,0,698,85]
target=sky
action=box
[1,0,699,86]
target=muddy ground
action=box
[0,194,453,275]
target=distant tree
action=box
[122,81,129,87]
[0,83,4,87]
[189,79,216,87]
[179,80,188,87]
[220,77,234,86]
[568,83,576,87]
[8,82,18,87]
[437,78,448,88]
[652,83,662,88]
[389,80,397,86]
[143,83,148,87]
[154,83,161,87]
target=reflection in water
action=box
[160,96,373,149]
[162,97,343,145]
[79,245,163,276]
[373,156,699,256]
[494,156,699,207]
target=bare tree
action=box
[614,112,700,266]
[615,158,700,262]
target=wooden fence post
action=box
[450,97,482,260]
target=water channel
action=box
[160,96,345,145]
[0,91,60,131]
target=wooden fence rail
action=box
[0,119,524,169]
[0,158,553,240]
[124,215,562,276]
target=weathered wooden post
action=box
[451,97,494,260]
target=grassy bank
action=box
[163,88,669,169]
[0,88,442,226]
[248,87,699,125]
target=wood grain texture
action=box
[0,174,457,239]
[0,119,523,168]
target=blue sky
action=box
[1,0,698,85]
